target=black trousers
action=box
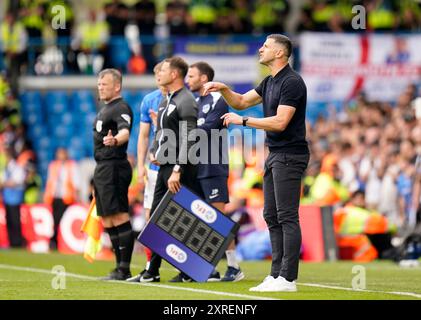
[148,164,201,275]
[263,152,309,281]
[51,198,69,247]
[5,204,23,247]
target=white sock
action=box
[225,250,239,269]
[145,261,150,270]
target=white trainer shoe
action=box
[249,275,277,292]
[258,276,297,292]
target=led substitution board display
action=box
[138,186,239,282]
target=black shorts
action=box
[93,159,132,217]
[199,176,229,204]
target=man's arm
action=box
[203,82,262,110]
[137,122,152,183]
[103,128,130,146]
[412,170,421,212]
[221,105,296,132]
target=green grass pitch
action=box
[1,249,421,300]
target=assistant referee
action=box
[93,68,134,281]
[204,34,309,292]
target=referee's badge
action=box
[96,120,103,132]
[202,104,210,114]
[121,114,131,125]
[167,104,176,116]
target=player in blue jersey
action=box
[127,61,167,282]
[186,61,244,282]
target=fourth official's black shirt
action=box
[255,64,309,154]
[93,97,133,161]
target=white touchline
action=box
[299,282,421,299]
[1,264,420,299]
[0,264,278,301]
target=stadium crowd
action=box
[2,0,421,80]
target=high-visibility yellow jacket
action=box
[1,21,27,54]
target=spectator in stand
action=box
[17,0,44,39]
[189,0,218,34]
[365,0,398,31]
[251,0,290,34]
[104,0,129,37]
[165,0,193,36]
[71,9,109,74]
[231,0,253,34]
[0,11,28,96]
[1,147,26,247]
[133,0,157,73]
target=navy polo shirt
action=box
[255,64,309,154]
[196,92,229,179]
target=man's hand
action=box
[220,112,242,126]
[168,171,181,194]
[103,130,117,147]
[138,165,147,187]
[149,152,160,166]
[202,81,228,95]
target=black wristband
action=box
[242,116,249,127]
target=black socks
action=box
[115,221,134,274]
[105,226,120,269]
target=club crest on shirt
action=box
[96,120,103,132]
[121,114,131,124]
[197,118,205,126]
[167,104,176,116]
[202,104,210,114]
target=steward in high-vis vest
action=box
[0,12,28,95]
[43,148,80,249]
[18,0,46,38]
[71,10,109,74]
[334,190,396,262]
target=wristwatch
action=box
[242,116,249,127]
[173,164,181,173]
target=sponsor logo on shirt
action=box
[96,120,103,132]
[202,104,210,114]
[197,118,205,126]
[209,188,219,200]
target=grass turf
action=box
[1,249,421,300]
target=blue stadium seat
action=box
[72,90,95,103]
[21,102,42,122]
[121,89,131,103]
[71,90,96,113]
[21,91,42,105]
[68,147,84,161]
[27,125,48,142]
[109,37,131,73]
[51,125,73,141]
[26,112,43,126]
[75,101,96,114]
[48,101,68,114]
[34,136,52,152]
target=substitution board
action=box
[138,186,239,282]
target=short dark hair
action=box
[267,34,292,58]
[190,61,215,81]
[165,56,189,78]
